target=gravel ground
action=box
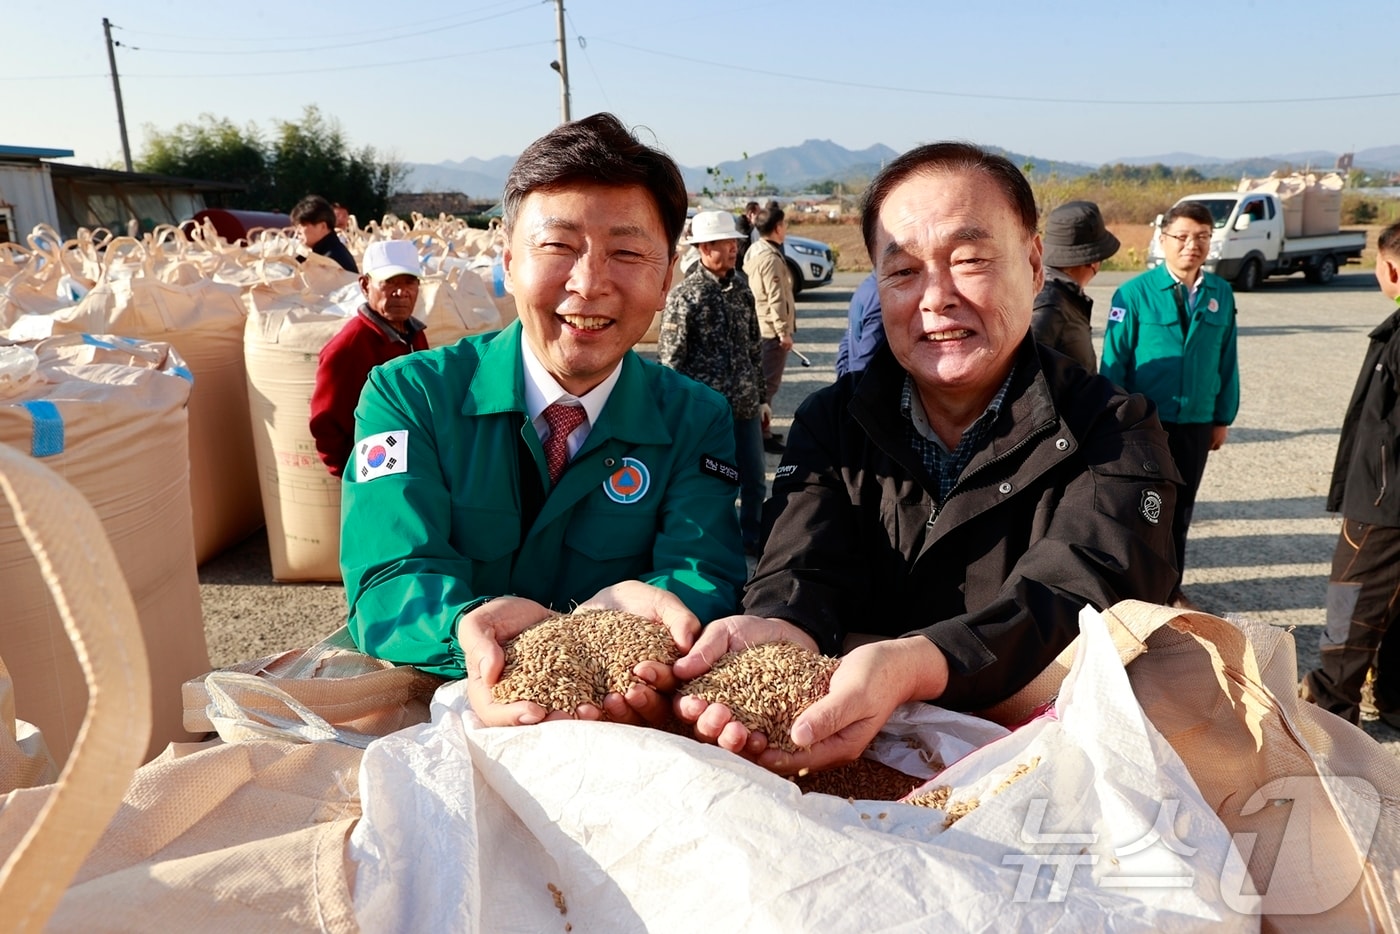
[199,268,1400,755]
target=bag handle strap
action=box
[0,443,151,932]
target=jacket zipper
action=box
[925,419,1060,530]
[1377,442,1388,507]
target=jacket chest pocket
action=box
[565,509,659,561]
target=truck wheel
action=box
[1306,255,1338,285]
[786,260,805,295]
[1236,258,1262,292]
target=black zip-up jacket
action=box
[1327,304,1400,525]
[744,336,1180,711]
[1031,268,1096,374]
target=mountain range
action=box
[401,142,1400,199]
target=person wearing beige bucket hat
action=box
[1030,200,1119,373]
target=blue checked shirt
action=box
[901,371,1014,503]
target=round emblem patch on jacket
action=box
[604,457,650,504]
[1140,489,1163,525]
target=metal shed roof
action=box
[0,145,76,160]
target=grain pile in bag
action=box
[494,610,680,710]
[0,333,207,765]
[49,243,265,563]
[243,253,493,581]
[678,640,840,752]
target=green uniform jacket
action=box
[341,321,748,678]
[1101,265,1240,426]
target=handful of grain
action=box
[677,640,839,752]
[492,609,680,711]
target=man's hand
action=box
[576,580,702,728]
[758,636,951,776]
[459,596,570,726]
[672,615,819,757]
[759,402,773,434]
[1210,424,1229,451]
[779,333,794,352]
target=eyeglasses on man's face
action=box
[1160,231,1212,247]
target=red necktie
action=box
[542,402,586,485]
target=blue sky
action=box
[7,0,1394,172]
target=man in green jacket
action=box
[340,113,748,728]
[1101,200,1240,605]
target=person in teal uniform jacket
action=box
[340,113,748,729]
[1101,200,1240,605]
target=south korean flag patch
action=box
[1108,306,1127,324]
[356,430,408,481]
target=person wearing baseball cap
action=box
[310,239,428,477]
[1031,200,1119,373]
[659,211,768,554]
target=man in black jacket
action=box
[1031,200,1119,373]
[674,142,1180,772]
[1302,221,1400,726]
[291,194,358,274]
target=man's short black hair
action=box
[290,195,336,228]
[501,112,687,255]
[860,142,1038,259]
[1162,201,1215,230]
[1377,220,1400,258]
[755,206,785,237]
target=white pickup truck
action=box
[1146,191,1366,291]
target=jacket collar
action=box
[458,319,672,448]
[1044,267,1085,296]
[1369,301,1400,343]
[850,334,1066,495]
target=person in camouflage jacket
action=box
[660,210,767,554]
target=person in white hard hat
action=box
[659,211,768,555]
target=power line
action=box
[111,0,528,43]
[117,2,537,56]
[595,38,1400,107]
[3,38,552,82]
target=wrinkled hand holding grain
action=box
[492,610,680,711]
[677,640,840,752]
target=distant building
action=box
[387,191,496,219]
[0,144,240,243]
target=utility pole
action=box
[551,0,571,124]
[102,17,134,172]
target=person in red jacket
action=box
[310,239,427,477]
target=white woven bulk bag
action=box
[1238,174,1305,238]
[1302,172,1344,237]
[467,251,517,328]
[418,258,503,347]
[0,333,206,765]
[243,286,357,582]
[55,255,263,563]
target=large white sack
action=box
[350,607,1253,933]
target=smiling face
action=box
[504,182,676,396]
[871,168,1042,413]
